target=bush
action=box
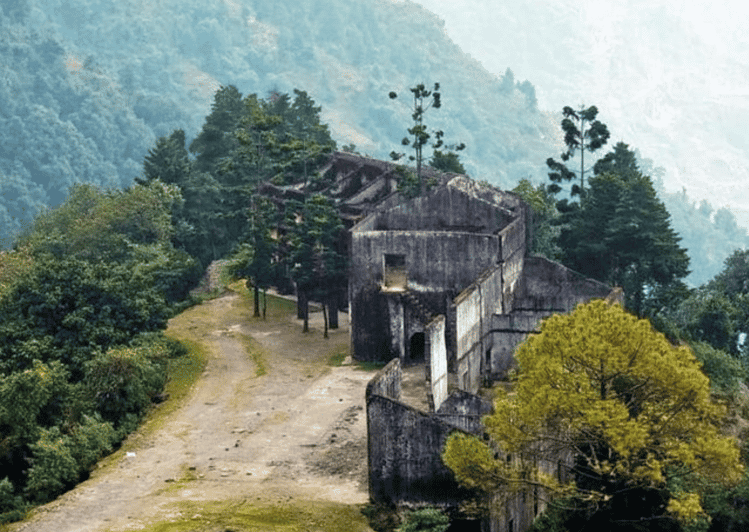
[67,415,116,472]
[25,428,78,503]
[0,477,26,523]
[691,342,746,395]
[84,344,167,428]
[397,507,450,532]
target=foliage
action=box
[396,507,450,532]
[84,344,167,431]
[429,150,466,174]
[690,342,745,396]
[443,301,743,529]
[555,142,689,316]
[0,476,26,523]
[0,256,169,377]
[288,195,346,335]
[511,178,562,260]
[389,82,464,195]
[546,105,610,201]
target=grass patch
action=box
[233,333,269,377]
[354,361,388,372]
[228,281,297,320]
[109,498,374,532]
[327,350,348,367]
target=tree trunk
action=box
[253,284,260,317]
[322,302,329,339]
[297,290,307,319]
[301,291,309,333]
[262,289,267,320]
[328,293,339,329]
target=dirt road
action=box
[7,291,375,531]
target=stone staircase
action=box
[400,289,437,324]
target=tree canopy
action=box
[443,300,742,530]
[554,142,689,316]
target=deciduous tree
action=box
[443,300,742,530]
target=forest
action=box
[3,0,749,529]
[0,75,747,529]
[1,0,748,286]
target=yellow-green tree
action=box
[443,300,742,530]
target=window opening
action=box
[384,254,407,289]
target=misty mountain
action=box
[1,0,746,285]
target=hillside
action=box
[1,0,747,284]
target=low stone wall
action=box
[366,358,482,506]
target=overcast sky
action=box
[409,0,749,225]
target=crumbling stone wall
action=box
[350,230,502,361]
[425,315,448,411]
[366,358,481,506]
[450,264,504,393]
[489,256,613,378]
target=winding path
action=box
[8,292,372,532]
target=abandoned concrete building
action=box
[259,151,616,530]
[347,171,615,531]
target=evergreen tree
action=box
[188,85,244,174]
[556,142,689,316]
[546,105,610,207]
[288,195,346,337]
[140,129,191,187]
[443,301,742,531]
[389,82,465,195]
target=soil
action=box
[6,291,375,532]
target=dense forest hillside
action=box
[1,0,747,284]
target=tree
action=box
[511,179,561,260]
[443,300,742,530]
[546,105,610,204]
[228,197,278,318]
[140,129,191,187]
[429,149,466,175]
[288,195,346,336]
[188,85,244,174]
[556,143,689,316]
[389,82,464,195]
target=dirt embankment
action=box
[6,290,375,532]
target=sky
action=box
[410,0,749,225]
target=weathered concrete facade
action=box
[354,171,615,531]
[350,177,526,364]
[366,358,490,506]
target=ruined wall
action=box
[514,256,611,311]
[366,358,477,506]
[373,186,512,233]
[366,357,402,401]
[490,310,554,377]
[425,315,448,412]
[350,229,500,361]
[488,256,613,379]
[499,216,526,313]
[451,265,504,393]
[435,390,492,434]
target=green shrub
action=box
[691,341,746,395]
[397,507,450,532]
[68,415,116,472]
[0,477,26,523]
[25,428,78,503]
[84,344,167,428]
